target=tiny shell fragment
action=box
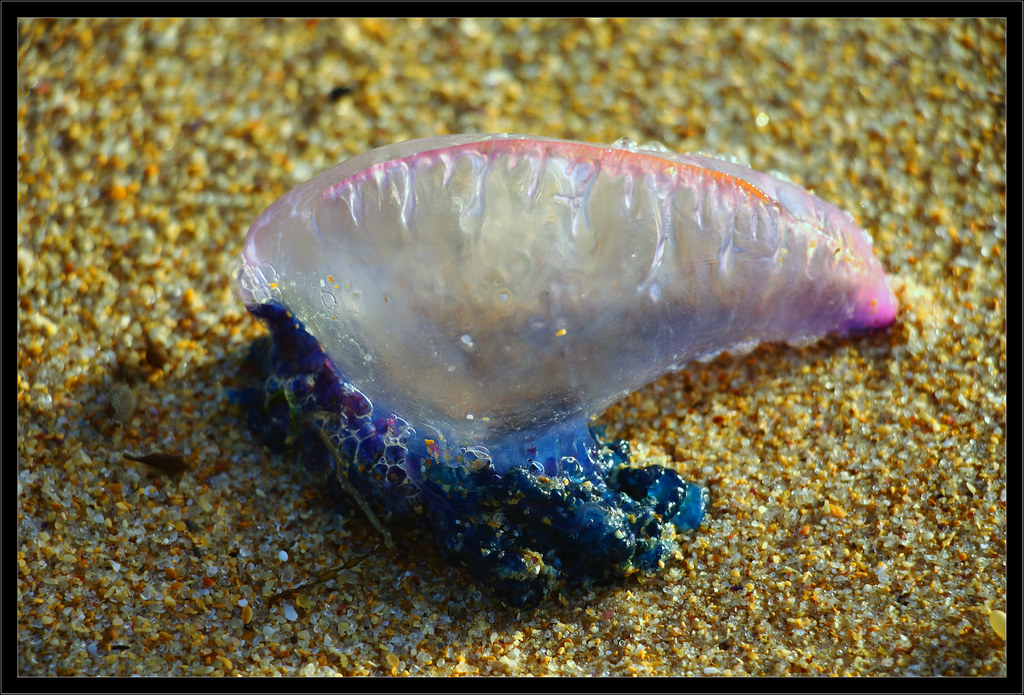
[109,382,136,423]
[123,452,190,477]
[990,609,1006,639]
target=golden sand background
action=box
[18,18,1005,676]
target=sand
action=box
[17,18,1006,676]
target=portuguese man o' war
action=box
[236,134,897,607]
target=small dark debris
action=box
[145,333,170,370]
[113,360,133,385]
[110,644,131,651]
[123,452,190,477]
[328,85,354,101]
[729,584,743,592]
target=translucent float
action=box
[237,134,896,606]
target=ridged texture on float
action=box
[237,134,895,605]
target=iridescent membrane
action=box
[237,134,896,606]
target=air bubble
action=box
[638,139,670,152]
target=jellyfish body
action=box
[238,134,896,606]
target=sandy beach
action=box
[18,18,1005,676]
